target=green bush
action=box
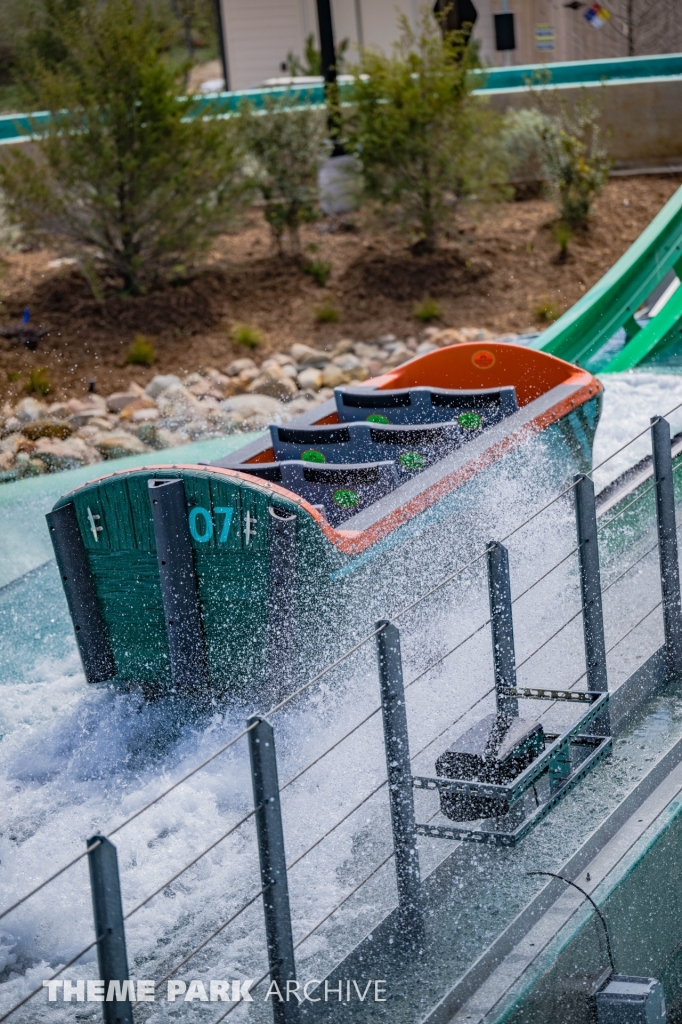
[534,298,562,323]
[239,94,330,257]
[346,11,509,252]
[232,323,262,348]
[315,297,340,323]
[25,366,51,395]
[304,258,332,287]
[414,296,441,322]
[501,108,558,197]
[126,335,156,366]
[0,0,246,295]
[535,91,611,227]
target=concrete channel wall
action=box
[484,74,682,173]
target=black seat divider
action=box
[335,384,518,426]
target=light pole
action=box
[315,0,344,154]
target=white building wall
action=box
[222,0,307,91]
[221,0,421,91]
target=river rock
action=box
[156,384,204,425]
[297,367,323,391]
[332,353,369,380]
[225,358,257,377]
[220,394,285,426]
[248,365,298,401]
[289,343,327,368]
[14,397,48,423]
[320,363,350,389]
[106,390,146,414]
[94,432,150,459]
[145,374,182,399]
[21,420,73,440]
[34,436,101,469]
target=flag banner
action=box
[584,2,611,28]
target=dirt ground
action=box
[0,173,680,405]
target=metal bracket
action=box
[414,692,611,847]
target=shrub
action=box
[126,335,155,366]
[25,366,51,395]
[239,94,330,257]
[346,11,509,252]
[0,0,246,296]
[304,258,332,287]
[233,323,262,348]
[501,108,558,198]
[534,91,611,227]
[414,296,441,323]
[534,298,562,323]
[315,297,340,323]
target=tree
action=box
[0,0,244,294]
[239,95,330,257]
[345,10,508,253]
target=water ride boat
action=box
[47,342,602,694]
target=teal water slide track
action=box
[532,182,682,373]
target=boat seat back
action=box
[270,420,466,477]
[334,385,518,426]
[236,460,398,526]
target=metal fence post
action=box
[87,836,134,1024]
[247,717,300,1024]
[376,620,423,930]
[651,415,682,680]
[487,541,518,718]
[575,474,610,734]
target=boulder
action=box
[297,367,323,392]
[145,374,182,399]
[94,432,150,459]
[21,420,73,441]
[285,393,326,417]
[14,397,48,423]
[34,436,101,469]
[247,365,298,401]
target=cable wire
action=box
[154,886,268,991]
[123,809,258,924]
[0,935,100,1024]
[0,839,101,925]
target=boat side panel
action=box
[56,468,342,689]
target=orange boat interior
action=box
[244,342,597,465]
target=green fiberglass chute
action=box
[532,184,682,372]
